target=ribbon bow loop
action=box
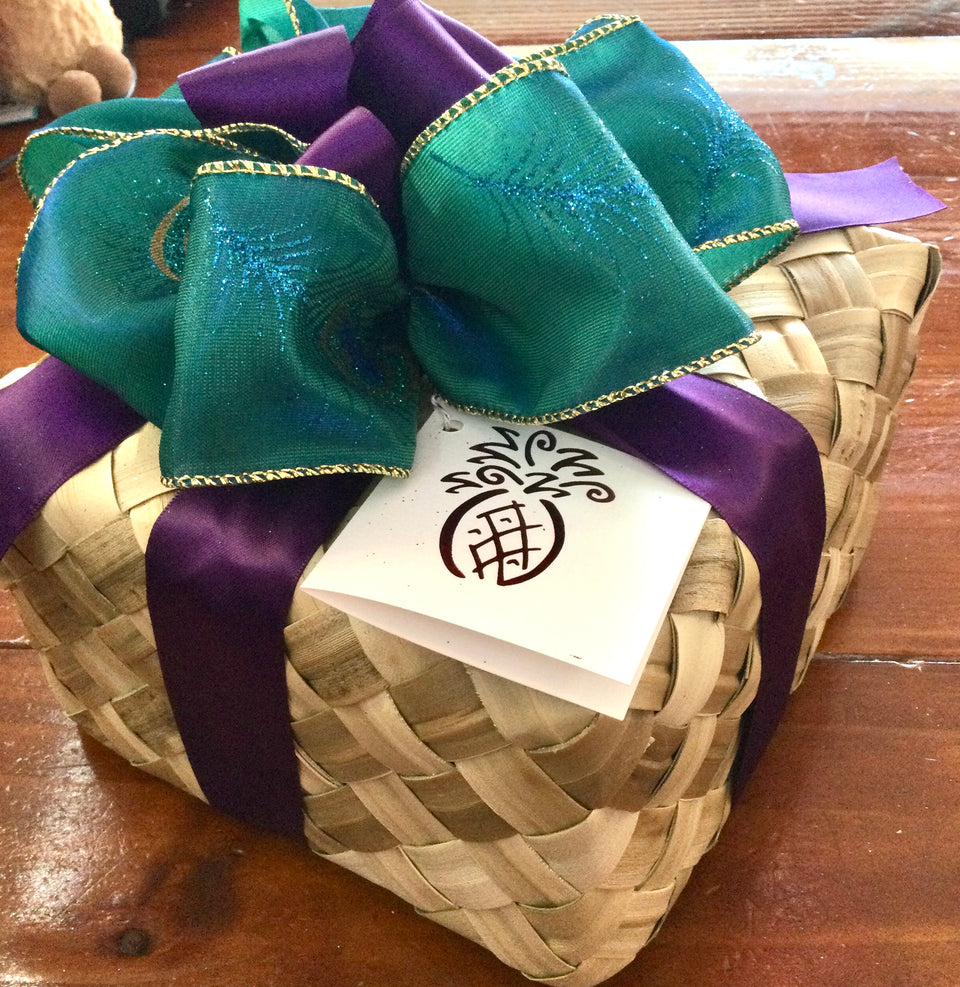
[18,130,248,428]
[400,57,759,420]
[163,162,416,485]
[554,16,798,287]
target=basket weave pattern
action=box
[1,226,933,986]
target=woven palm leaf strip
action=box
[0,226,935,987]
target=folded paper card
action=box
[303,409,711,717]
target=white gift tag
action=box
[302,408,710,718]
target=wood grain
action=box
[325,0,960,43]
[2,652,958,986]
[2,0,959,984]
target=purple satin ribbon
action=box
[298,106,402,225]
[179,27,355,143]
[348,0,510,152]
[785,157,946,234]
[0,358,143,559]
[144,476,366,840]
[570,376,825,791]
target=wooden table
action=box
[2,2,958,984]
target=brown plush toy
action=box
[0,0,135,118]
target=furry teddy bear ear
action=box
[45,45,135,117]
[46,70,103,118]
[81,44,136,99]
[110,0,169,40]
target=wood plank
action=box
[0,591,27,645]
[321,0,960,43]
[2,653,958,985]
[680,35,960,113]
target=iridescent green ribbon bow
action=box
[15,1,797,487]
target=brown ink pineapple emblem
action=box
[439,426,615,586]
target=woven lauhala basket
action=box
[1,225,938,986]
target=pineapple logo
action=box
[439,426,615,586]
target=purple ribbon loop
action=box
[178,27,354,143]
[347,0,511,152]
[298,106,403,226]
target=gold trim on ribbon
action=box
[146,159,380,286]
[162,462,410,488]
[193,158,377,208]
[17,129,237,279]
[444,331,761,425]
[282,0,302,37]
[19,122,307,205]
[699,219,801,289]
[17,124,315,281]
[401,57,568,174]
[693,220,800,254]
[519,14,641,62]
[517,19,802,285]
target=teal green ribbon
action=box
[15,4,796,488]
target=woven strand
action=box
[0,226,935,987]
